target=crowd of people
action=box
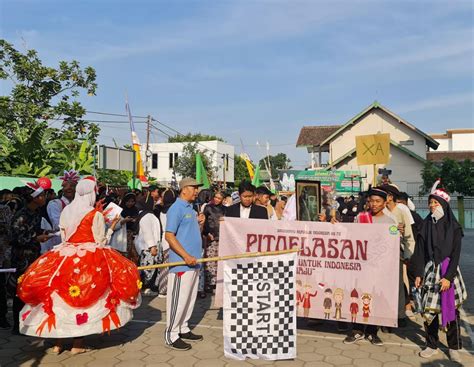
[0,170,467,362]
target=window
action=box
[169,152,179,169]
[400,140,414,146]
[152,153,158,169]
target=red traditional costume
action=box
[17,177,141,337]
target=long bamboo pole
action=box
[137,247,299,271]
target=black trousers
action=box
[12,296,24,331]
[353,323,378,336]
[0,272,7,319]
[425,310,462,350]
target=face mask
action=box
[432,206,444,223]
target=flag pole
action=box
[137,248,299,271]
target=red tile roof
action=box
[427,151,474,162]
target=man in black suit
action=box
[225,181,268,219]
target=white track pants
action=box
[165,269,199,344]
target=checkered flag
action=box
[223,253,297,360]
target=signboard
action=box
[97,145,136,171]
[216,218,400,327]
[356,133,390,165]
[279,170,361,194]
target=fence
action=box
[412,196,474,229]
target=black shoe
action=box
[366,334,384,346]
[179,331,203,341]
[168,338,191,351]
[0,318,11,329]
[343,332,364,344]
[380,326,393,333]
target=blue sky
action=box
[1,0,473,168]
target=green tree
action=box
[421,158,474,228]
[259,152,292,178]
[168,133,224,143]
[0,39,98,176]
[173,143,216,180]
[96,169,133,186]
[234,155,251,186]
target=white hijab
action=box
[60,177,97,241]
[282,194,297,221]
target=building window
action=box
[152,153,158,169]
[169,152,179,169]
[400,140,414,146]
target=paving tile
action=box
[352,358,382,367]
[297,352,324,362]
[116,350,147,361]
[323,355,352,365]
[194,359,226,367]
[168,356,199,366]
[368,351,398,362]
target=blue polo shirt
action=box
[166,198,202,273]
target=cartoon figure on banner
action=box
[296,280,303,308]
[333,288,344,320]
[350,289,359,322]
[301,283,317,319]
[362,293,372,322]
[323,288,332,320]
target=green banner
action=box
[280,170,362,194]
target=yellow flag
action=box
[356,133,390,165]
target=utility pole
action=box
[222,154,227,189]
[145,115,151,176]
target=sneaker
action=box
[0,318,11,329]
[168,338,191,351]
[449,349,462,363]
[143,289,158,297]
[157,293,167,298]
[366,334,384,346]
[343,332,364,344]
[179,331,203,341]
[419,347,438,358]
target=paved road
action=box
[1,230,473,367]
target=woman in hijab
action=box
[120,192,139,263]
[135,192,162,297]
[414,180,467,363]
[203,191,225,292]
[17,177,141,354]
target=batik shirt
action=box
[11,206,42,255]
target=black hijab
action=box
[419,195,463,264]
[121,192,139,219]
[161,189,177,214]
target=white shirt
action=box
[240,205,251,219]
[47,196,70,231]
[134,212,162,254]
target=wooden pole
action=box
[137,248,299,271]
[373,164,377,187]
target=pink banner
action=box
[215,218,400,327]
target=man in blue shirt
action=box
[164,177,205,351]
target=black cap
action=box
[378,184,400,198]
[368,188,387,200]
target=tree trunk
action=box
[457,196,465,229]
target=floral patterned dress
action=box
[17,208,141,338]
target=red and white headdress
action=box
[430,178,450,203]
[25,181,44,198]
[59,169,80,184]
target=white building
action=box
[296,101,440,194]
[427,129,474,163]
[144,141,234,185]
[430,129,474,151]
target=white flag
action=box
[223,253,297,360]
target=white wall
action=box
[336,145,424,193]
[452,132,474,151]
[144,141,234,185]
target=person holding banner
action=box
[344,188,395,346]
[414,181,467,363]
[164,177,205,351]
